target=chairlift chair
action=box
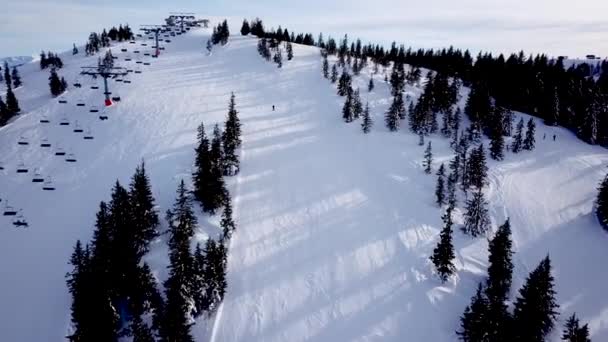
[129,40,136,44]
[16,162,28,173]
[17,136,29,145]
[3,204,17,216]
[136,34,142,37]
[90,106,99,113]
[58,99,68,104]
[121,48,128,52]
[55,147,66,156]
[13,212,29,228]
[0,162,4,170]
[144,52,151,56]
[134,50,140,54]
[165,40,171,43]
[65,153,77,163]
[91,84,100,90]
[32,170,44,183]
[141,43,148,47]
[73,81,82,88]
[42,178,56,191]
[125,56,132,62]
[84,128,94,140]
[40,138,51,148]
[99,111,109,120]
[40,116,50,123]
[59,116,70,126]
[143,62,151,66]
[73,121,83,133]
[76,99,85,106]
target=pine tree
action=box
[447,171,458,207]
[3,61,10,87]
[220,196,236,240]
[342,90,353,123]
[330,64,338,83]
[222,93,241,176]
[484,219,513,342]
[129,161,160,258]
[435,163,446,206]
[286,42,293,60]
[73,43,79,55]
[597,171,608,230]
[430,204,456,282]
[0,95,7,125]
[361,102,372,133]
[205,124,228,214]
[49,68,64,96]
[467,144,488,190]
[385,95,401,132]
[511,118,524,153]
[240,19,250,35]
[523,118,536,150]
[11,67,21,88]
[513,256,559,341]
[161,180,197,342]
[322,55,329,79]
[368,77,374,92]
[423,141,433,174]
[561,313,591,342]
[337,69,352,96]
[462,189,490,237]
[457,283,489,341]
[418,131,425,146]
[5,85,20,115]
[273,48,283,68]
[352,88,363,119]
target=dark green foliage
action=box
[352,88,363,119]
[240,19,250,35]
[385,94,402,131]
[597,171,608,230]
[128,161,160,258]
[342,90,353,122]
[361,102,372,133]
[561,313,591,342]
[511,118,524,153]
[330,64,338,83]
[368,77,374,92]
[221,196,236,240]
[423,141,433,174]
[513,256,559,341]
[484,219,514,341]
[73,43,79,55]
[3,61,10,87]
[11,67,21,88]
[286,42,294,60]
[457,283,489,341]
[273,48,283,68]
[337,69,352,96]
[222,93,242,176]
[211,20,230,45]
[195,123,227,214]
[523,118,536,150]
[5,85,20,115]
[49,68,66,96]
[435,163,446,205]
[462,189,490,237]
[430,204,456,282]
[322,55,329,78]
[466,144,488,190]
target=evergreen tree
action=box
[462,189,490,237]
[205,124,228,214]
[385,95,401,131]
[523,118,536,150]
[352,88,363,119]
[286,42,293,60]
[361,102,372,133]
[597,171,608,230]
[240,19,250,35]
[201,238,228,313]
[423,141,433,174]
[160,180,197,342]
[3,61,10,87]
[11,67,21,88]
[435,163,446,206]
[220,196,236,240]
[511,118,524,153]
[513,256,559,341]
[73,43,79,55]
[0,96,7,125]
[561,313,591,342]
[330,64,338,83]
[467,144,488,190]
[222,93,241,176]
[418,131,425,146]
[5,85,20,115]
[273,48,283,68]
[128,161,160,258]
[49,68,64,96]
[484,219,514,342]
[342,90,354,123]
[431,204,456,282]
[368,77,374,92]
[337,69,352,96]
[447,171,458,207]
[457,283,489,341]
[322,55,329,79]
[490,119,505,161]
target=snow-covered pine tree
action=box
[286,42,293,60]
[0,96,7,125]
[430,204,456,282]
[222,93,241,176]
[352,88,363,119]
[361,102,372,133]
[441,108,453,138]
[220,196,236,240]
[330,64,338,83]
[423,141,433,174]
[523,117,536,150]
[208,124,228,213]
[512,256,559,341]
[385,95,401,132]
[561,313,591,342]
[49,68,64,96]
[3,61,10,87]
[240,19,250,35]
[467,144,488,190]
[462,188,490,237]
[457,283,489,341]
[161,180,197,342]
[273,48,283,68]
[511,118,524,153]
[5,84,20,115]
[337,69,352,96]
[597,170,608,230]
[435,163,446,205]
[128,161,160,258]
[322,55,329,79]
[11,67,21,88]
[342,90,354,123]
[447,171,458,207]
[484,219,513,342]
[490,118,505,161]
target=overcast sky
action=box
[2,0,608,58]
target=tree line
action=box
[0,61,21,126]
[66,93,242,341]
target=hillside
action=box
[1,22,608,341]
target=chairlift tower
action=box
[80,66,128,106]
[140,25,165,57]
[169,12,195,32]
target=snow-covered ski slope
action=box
[1,22,608,341]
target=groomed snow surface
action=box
[1,23,608,342]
